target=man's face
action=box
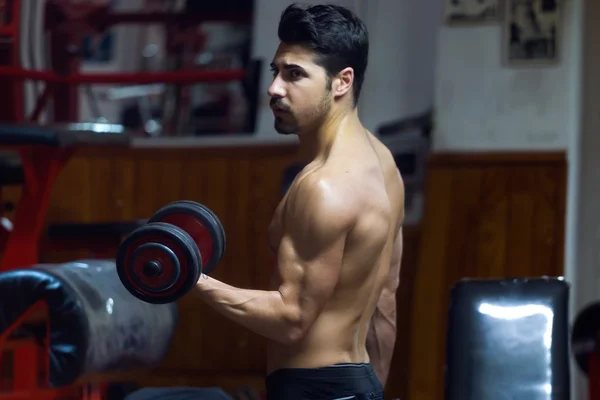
[268,43,332,135]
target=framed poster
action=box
[504,0,560,65]
[445,0,500,24]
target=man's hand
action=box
[195,173,356,344]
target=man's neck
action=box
[298,107,362,162]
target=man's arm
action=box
[195,176,355,345]
[366,226,403,386]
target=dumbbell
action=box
[116,200,226,304]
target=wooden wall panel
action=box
[406,152,567,400]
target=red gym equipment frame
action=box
[0,1,252,398]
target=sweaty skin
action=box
[195,42,404,387]
[265,130,404,383]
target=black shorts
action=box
[123,387,232,400]
[265,363,384,400]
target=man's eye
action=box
[290,70,302,78]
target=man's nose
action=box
[267,76,286,98]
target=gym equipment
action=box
[572,302,600,375]
[0,123,130,271]
[445,277,570,399]
[0,3,255,399]
[0,0,258,131]
[117,200,226,304]
[0,259,177,394]
[0,123,132,400]
[572,301,600,399]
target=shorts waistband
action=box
[265,363,382,400]
[266,363,376,381]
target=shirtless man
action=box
[195,4,404,400]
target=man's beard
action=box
[271,97,297,135]
[274,116,298,135]
[271,95,331,135]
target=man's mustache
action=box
[270,98,291,112]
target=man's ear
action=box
[333,67,354,98]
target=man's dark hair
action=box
[278,3,369,107]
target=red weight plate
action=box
[149,201,225,275]
[159,213,213,267]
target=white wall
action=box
[358,0,441,133]
[433,2,578,151]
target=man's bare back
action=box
[266,129,405,375]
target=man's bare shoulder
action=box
[285,168,359,237]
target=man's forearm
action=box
[195,276,299,344]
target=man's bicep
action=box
[277,220,347,312]
[276,188,354,327]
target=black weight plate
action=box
[149,200,225,275]
[571,301,600,375]
[116,222,201,304]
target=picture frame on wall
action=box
[445,0,501,24]
[504,0,560,65]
